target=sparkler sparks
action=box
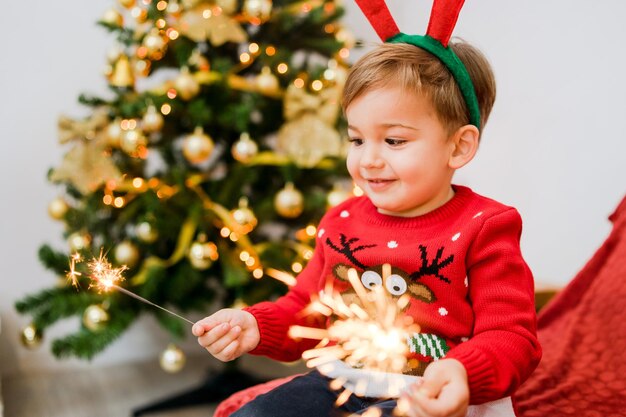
[68,250,193,325]
[289,265,421,402]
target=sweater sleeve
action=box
[243,238,326,362]
[445,208,542,404]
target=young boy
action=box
[193,39,541,417]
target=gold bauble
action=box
[142,30,167,60]
[120,128,148,156]
[230,197,257,234]
[132,6,149,23]
[231,132,258,163]
[105,119,123,147]
[82,304,110,332]
[274,182,304,218]
[182,127,214,164]
[142,105,164,133]
[68,232,91,252]
[136,221,158,243]
[118,0,135,8]
[110,54,135,88]
[335,27,356,49]
[243,0,272,23]
[102,8,124,26]
[174,67,200,100]
[256,66,279,94]
[159,344,186,373]
[216,0,238,14]
[20,323,43,349]
[188,241,219,270]
[48,197,69,220]
[327,186,351,207]
[114,241,140,267]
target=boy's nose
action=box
[361,144,384,169]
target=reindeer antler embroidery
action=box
[326,234,376,270]
[353,0,481,129]
[412,245,454,284]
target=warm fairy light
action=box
[239,52,251,63]
[301,3,312,13]
[294,78,305,88]
[324,24,335,34]
[212,5,223,16]
[156,1,167,10]
[103,195,113,205]
[353,184,364,197]
[131,7,143,18]
[142,0,151,5]
[303,249,313,260]
[239,251,250,262]
[323,69,336,80]
[252,268,264,279]
[306,225,317,237]
[202,8,212,18]
[265,46,276,56]
[137,46,148,59]
[167,88,177,99]
[120,119,137,130]
[229,232,239,242]
[167,28,179,40]
[265,268,297,286]
[289,267,420,398]
[291,262,303,273]
[249,43,259,54]
[339,48,350,59]
[156,18,167,28]
[311,80,323,91]
[245,257,256,267]
[160,103,171,115]
[114,197,125,208]
[220,227,230,238]
[277,63,288,74]
[132,177,144,188]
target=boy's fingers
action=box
[207,325,241,355]
[198,322,231,348]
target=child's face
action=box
[346,86,456,217]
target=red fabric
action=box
[213,375,299,417]
[426,0,466,46]
[353,0,400,41]
[514,195,626,415]
[244,186,540,404]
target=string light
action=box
[160,103,171,115]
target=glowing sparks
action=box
[289,265,420,387]
[67,249,193,324]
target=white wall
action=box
[1,1,625,376]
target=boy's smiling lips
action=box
[365,178,395,190]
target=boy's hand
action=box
[192,308,260,362]
[399,358,469,417]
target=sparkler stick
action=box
[68,250,194,325]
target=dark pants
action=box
[230,370,398,417]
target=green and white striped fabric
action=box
[407,333,450,360]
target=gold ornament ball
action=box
[159,344,186,373]
[82,304,110,332]
[118,0,135,8]
[182,127,214,164]
[231,132,258,163]
[136,221,158,243]
[106,119,123,147]
[256,67,280,94]
[120,128,148,156]
[48,197,69,220]
[142,30,167,59]
[188,241,219,270]
[174,68,200,100]
[243,0,273,23]
[274,183,304,218]
[327,187,350,207]
[114,241,140,267]
[69,232,91,252]
[102,8,124,26]
[231,199,258,234]
[20,323,43,349]
[142,105,164,133]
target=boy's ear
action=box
[448,124,479,169]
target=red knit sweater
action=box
[245,185,541,404]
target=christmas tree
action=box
[15,0,354,363]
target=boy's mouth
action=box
[366,178,395,189]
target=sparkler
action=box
[68,250,194,325]
[289,265,421,403]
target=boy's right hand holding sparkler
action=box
[193,309,260,362]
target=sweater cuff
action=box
[445,348,498,404]
[243,302,290,357]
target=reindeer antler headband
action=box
[355,0,481,129]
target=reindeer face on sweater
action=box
[326,233,454,309]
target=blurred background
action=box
[1,0,625,385]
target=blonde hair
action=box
[342,41,496,136]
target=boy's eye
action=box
[385,138,406,146]
[348,137,363,146]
